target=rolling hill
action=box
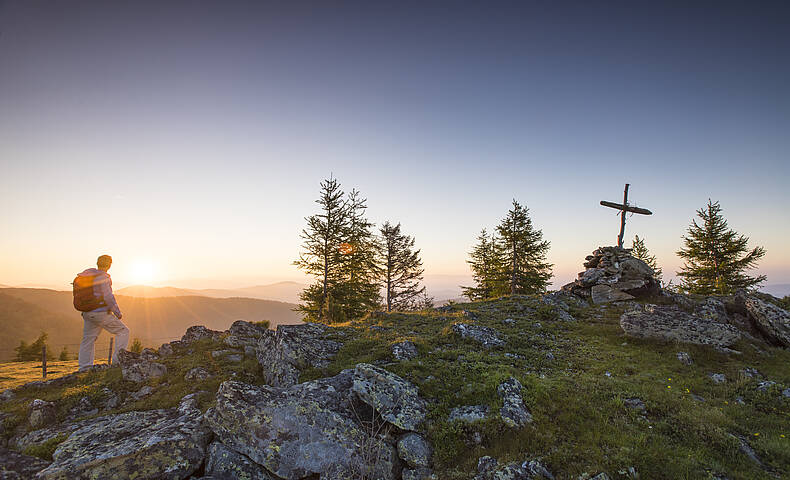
[0,288,303,362]
[116,281,306,304]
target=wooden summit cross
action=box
[600,183,652,248]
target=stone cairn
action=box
[562,246,660,304]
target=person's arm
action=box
[98,274,122,318]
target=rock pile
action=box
[562,246,659,304]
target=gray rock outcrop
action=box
[738,294,790,347]
[562,246,659,303]
[256,323,342,388]
[353,363,427,431]
[620,304,741,347]
[398,433,432,469]
[35,395,211,480]
[225,320,270,355]
[206,373,400,480]
[392,341,419,361]
[452,323,505,348]
[205,441,277,479]
[449,405,489,423]
[497,377,532,427]
[29,399,56,429]
[0,447,51,480]
[117,349,167,383]
[181,325,222,344]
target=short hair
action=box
[97,255,113,269]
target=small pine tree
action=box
[59,346,70,361]
[495,200,553,295]
[333,189,381,320]
[130,338,143,354]
[632,235,662,282]
[379,221,426,312]
[462,228,505,300]
[294,177,349,322]
[14,332,54,361]
[676,200,766,294]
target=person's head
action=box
[97,255,113,272]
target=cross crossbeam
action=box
[600,184,652,248]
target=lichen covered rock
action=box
[256,322,342,388]
[117,349,167,383]
[497,377,532,427]
[352,363,427,431]
[620,304,741,347]
[0,446,51,479]
[205,376,399,480]
[739,294,790,347]
[36,396,211,480]
[205,441,277,479]
[452,323,505,348]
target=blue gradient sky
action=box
[1,1,789,294]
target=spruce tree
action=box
[294,177,349,322]
[379,221,426,312]
[676,200,766,294]
[462,228,505,300]
[632,235,662,282]
[333,189,381,320]
[495,200,553,295]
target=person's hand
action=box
[116,313,123,320]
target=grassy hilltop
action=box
[1,294,789,479]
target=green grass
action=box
[1,296,788,478]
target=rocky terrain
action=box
[1,248,789,479]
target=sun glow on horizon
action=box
[127,259,159,285]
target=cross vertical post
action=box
[600,184,652,247]
[618,184,630,248]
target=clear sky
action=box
[1,1,789,294]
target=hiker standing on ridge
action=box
[73,255,129,371]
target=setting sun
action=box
[128,259,158,285]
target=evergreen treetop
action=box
[676,200,765,295]
[496,200,553,295]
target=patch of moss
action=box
[23,434,68,460]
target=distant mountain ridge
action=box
[0,287,303,362]
[117,281,306,304]
[761,284,790,298]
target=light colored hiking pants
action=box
[79,311,130,368]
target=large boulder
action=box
[181,325,222,344]
[29,399,56,429]
[256,323,342,388]
[117,349,167,383]
[620,305,741,348]
[738,294,790,347]
[452,324,505,348]
[35,395,211,480]
[225,320,270,355]
[205,441,278,479]
[205,374,400,480]
[397,433,432,469]
[0,447,51,479]
[353,363,427,431]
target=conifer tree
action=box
[379,221,426,312]
[676,200,766,294]
[333,189,381,320]
[462,228,505,300]
[294,177,349,322]
[632,235,662,282]
[495,200,552,295]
